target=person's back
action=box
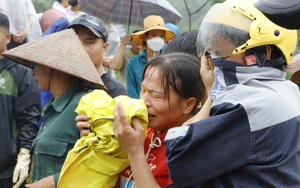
[165,0,300,187]
[0,12,41,188]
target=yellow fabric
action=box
[58,90,148,188]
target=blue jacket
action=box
[126,50,148,98]
[165,60,300,187]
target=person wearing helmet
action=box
[164,0,300,187]
[255,0,300,29]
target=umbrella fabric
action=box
[80,0,182,27]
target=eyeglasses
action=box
[204,51,231,59]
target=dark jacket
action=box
[101,72,127,97]
[0,58,41,179]
[165,62,300,187]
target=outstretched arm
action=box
[183,55,214,125]
[110,35,131,70]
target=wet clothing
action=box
[165,60,300,187]
[101,72,127,98]
[0,58,40,180]
[32,83,87,186]
[126,50,147,98]
[119,128,172,188]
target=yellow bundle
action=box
[58,90,148,188]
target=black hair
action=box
[0,13,9,33]
[164,30,199,57]
[68,0,78,7]
[142,52,206,114]
[133,30,141,34]
[131,30,141,42]
[245,45,285,69]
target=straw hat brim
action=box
[132,26,176,46]
[3,29,105,88]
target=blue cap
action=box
[165,22,180,36]
[42,17,69,37]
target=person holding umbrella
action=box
[126,15,176,98]
[3,29,104,188]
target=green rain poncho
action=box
[58,90,148,188]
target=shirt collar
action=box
[51,83,83,112]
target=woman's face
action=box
[146,30,165,40]
[33,64,51,91]
[140,67,188,132]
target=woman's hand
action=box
[75,114,91,137]
[200,55,215,95]
[12,31,27,44]
[113,102,145,156]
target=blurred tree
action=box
[32,0,56,13]
[173,0,212,32]
[184,0,209,31]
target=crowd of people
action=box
[1,0,300,187]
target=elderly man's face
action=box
[204,35,246,65]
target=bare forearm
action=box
[110,44,126,70]
[128,151,160,188]
[183,96,212,126]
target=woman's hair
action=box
[142,52,206,114]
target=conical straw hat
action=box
[3,29,104,87]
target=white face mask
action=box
[146,37,165,52]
